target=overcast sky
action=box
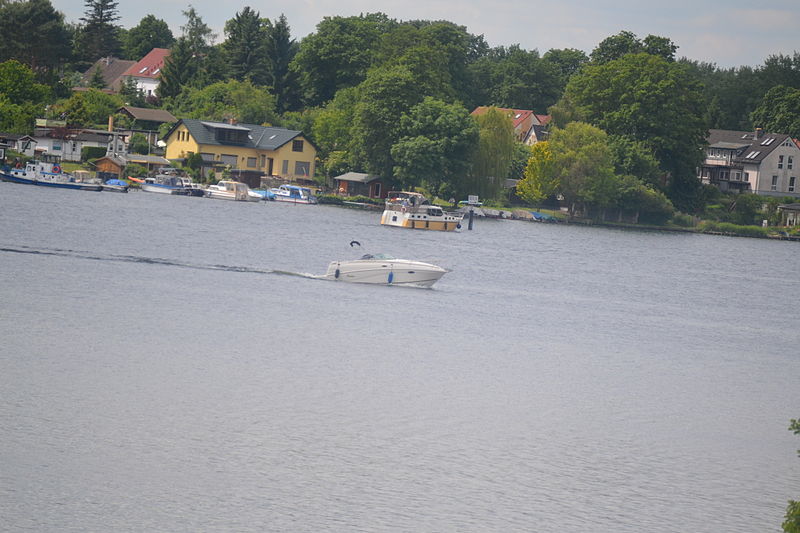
[55,0,800,68]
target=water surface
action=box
[1,184,798,532]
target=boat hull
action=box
[381,209,462,231]
[141,183,190,195]
[324,259,447,287]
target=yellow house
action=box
[163,118,316,180]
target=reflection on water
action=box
[1,184,798,532]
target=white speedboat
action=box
[205,180,259,201]
[381,191,462,231]
[324,253,448,287]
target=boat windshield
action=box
[360,253,395,260]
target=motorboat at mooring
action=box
[0,160,103,191]
[205,180,260,201]
[267,184,318,204]
[323,252,448,287]
[381,191,462,231]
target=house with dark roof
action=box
[699,129,800,198]
[163,119,317,183]
[79,57,137,92]
[332,172,386,198]
[122,48,170,97]
[117,106,177,126]
[470,107,550,145]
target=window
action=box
[282,160,289,174]
[772,175,778,191]
[779,155,784,168]
[292,139,304,152]
[220,154,237,167]
[247,157,256,168]
[260,155,266,167]
[294,161,310,176]
[52,142,61,151]
[790,177,796,192]
[789,157,794,169]
[734,171,741,181]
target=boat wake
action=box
[0,245,310,278]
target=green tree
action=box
[312,87,358,170]
[119,77,146,106]
[468,45,562,111]
[608,136,663,190]
[0,0,71,74]
[77,0,121,62]
[390,97,479,194]
[291,13,396,106]
[167,79,277,125]
[537,122,617,217]
[157,38,197,99]
[517,141,556,205]
[466,107,517,200]
[89,65,106,88]
[784,419,800,533]
[555,52,707,212]
[590,31,676,64]
[751,85,800,138]
[123,15,174,60]
[543,47,589,86]
[181,5,216,57]
[0,60,51,105]
[265,14,300,112]
[50,89,123,127]
[223,7,269,84]
[350,63,425,180]
[128,132,149,154]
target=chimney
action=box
[755,127,763,139]
[108,115,114,132]
[228,117,237,125]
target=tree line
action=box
[2,1,800,217]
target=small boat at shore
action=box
[324,253,448,287]
[102,178,129,193]
[139,173,203,196]
[205,180,259,201]
[381,191,462,231]
[266,184,318,204]
[0,161,103,191]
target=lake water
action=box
[1,183,798,532]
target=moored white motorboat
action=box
[324,253,448,287]
[381,191,462,231]
[205,180,259,201]
[267,184,318,204]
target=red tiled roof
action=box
[123,48,170,79]
[471,106,534,130]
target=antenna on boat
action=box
[349,240,361,247]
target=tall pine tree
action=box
[78,0,121,63]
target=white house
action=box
[121,48,169,97]
[699,129,800,198]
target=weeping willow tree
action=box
[464,107,515,201]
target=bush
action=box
[698,221,769,238]
[670,213,695,227]
[317,194,343,205]
[81,146,106,162]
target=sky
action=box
[54,0,800,68]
